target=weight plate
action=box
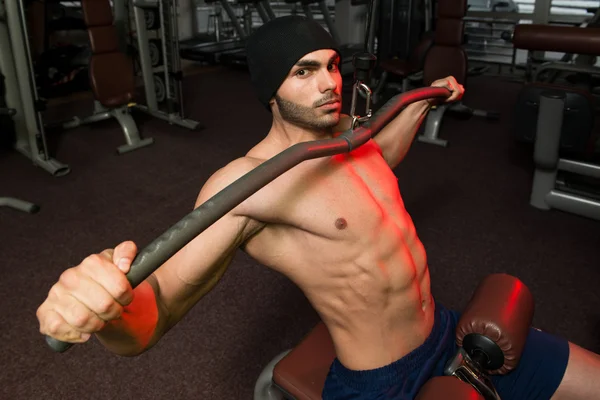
[149,41,161,67]
[154,74,166,103]
[145,10,158,30]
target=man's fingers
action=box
[445,79,464,101]
[447,78,458,92]
[77,258,134,307]
[39,306,92,343]
[55,291,108,333]
[112,241,138,274]
[454,84,465,100]
[64,267,128,317]
[99,248,114,261]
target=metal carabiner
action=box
[349,52,377,129]
[350,81,373,129]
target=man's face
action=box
[272,49,342,130]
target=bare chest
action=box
[248,141,406,239]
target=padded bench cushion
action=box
[90,53,135,108]
[423,46,468,86]
[438,0,467,18]
[273,322,336,400]
[81,0,113,26]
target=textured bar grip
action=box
[46,336,75,353]
[45,86,451,353]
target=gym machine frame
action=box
[0,0,70,176]
[8,0,157,158]
[55,0,155,155]
[62,103,155,155]
[530,91,600,221]
[0,104,40,213]
[0,7,41,212]
[131,0,200,130]
[508,23,600,220]
[0,196,40,213]
[520,8,600,85]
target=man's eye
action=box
[296,69,307,76]
[328,63,338,71]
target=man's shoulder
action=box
[221,156,265,176]
[197,137,282,210]
[202,156,264,197]
[204,156,276,227]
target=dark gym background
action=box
[1,67,599,399]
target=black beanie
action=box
[246,15,340,110]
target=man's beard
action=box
[274,94,340,130]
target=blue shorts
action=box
[322,303,570,400]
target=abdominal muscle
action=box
[306,235,434,371]
[250,216,436,372]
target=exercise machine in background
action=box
[325,0,376,75]
[218,0,277,67]
[59,0,199,134]
[377,0,432,64]
[59,0,155,154]
[415,0,499,147]
[0,0,200,177]
[179,0,249,64]
[130,0,200,129]
[180,0,274,65]
[0,74,40,214]
[530,91,600,221]
[352,0,498,147]
[501,7,600,87]
[0,0,70,176]
[509,23,600,221]
[367,0,434,102]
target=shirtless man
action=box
[37,16,600,400]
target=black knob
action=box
[462,333,505,371]
[501,30,513,42]
[353,52,377,81]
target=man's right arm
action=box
[37,157,262,357]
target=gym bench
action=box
[374,0,499,147]
[509,23,600,220]
[254,273,535,400]
[60,0,154,154]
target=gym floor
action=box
[1,66,599,399]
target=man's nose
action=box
[318,69,338,93]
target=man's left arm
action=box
[373,76,464,169]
